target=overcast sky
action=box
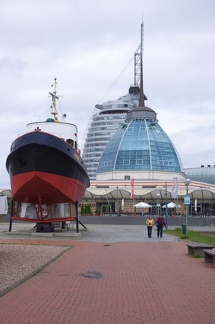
[1,0,215,188]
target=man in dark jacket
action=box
[155,215,166,238]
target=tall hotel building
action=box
[82,24,146,180]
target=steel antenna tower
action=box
[134,22,144,87]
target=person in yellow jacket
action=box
[146,215,154,238]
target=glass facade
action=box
[97,118,183,173]
[82,87,140,179]
[82,24,145,180]
[185,167,215,185]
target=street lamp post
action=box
[184,178,191,235]
[165,182,168,229]
[116,186,119,215]
[157,193,160,217]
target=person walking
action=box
[155,215,166,238]
[146,215,154,238]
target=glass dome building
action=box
[82,24,147,180]
[96,63,184,181]
[81,86,140,180]
[82,23,146,180]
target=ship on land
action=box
[6,79,90,231]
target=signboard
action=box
[184,195,190,205]
[0,196,8,214]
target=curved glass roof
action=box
[82,87,140,180]
[96,33,184,177]
[185,167,215,185]
[97,118,183,173]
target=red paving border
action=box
[0,238,77,246]
[0,239,215,324]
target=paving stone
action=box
[0,223,215,323]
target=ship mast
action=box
[49,78,59,121]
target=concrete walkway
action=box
[0,224,215,323]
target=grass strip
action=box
[164,227,215,246]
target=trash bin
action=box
[182,223,186,234]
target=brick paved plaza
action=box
[0,223,215,323]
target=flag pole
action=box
[133,182,136,218]
[165,182,168,228]
[131,178,136,217]
[171,177,178,219]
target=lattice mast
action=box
[134,22,144,87]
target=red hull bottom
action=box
[11,171,86,204]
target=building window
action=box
[136,159,143,165]
[123,160,130,165]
